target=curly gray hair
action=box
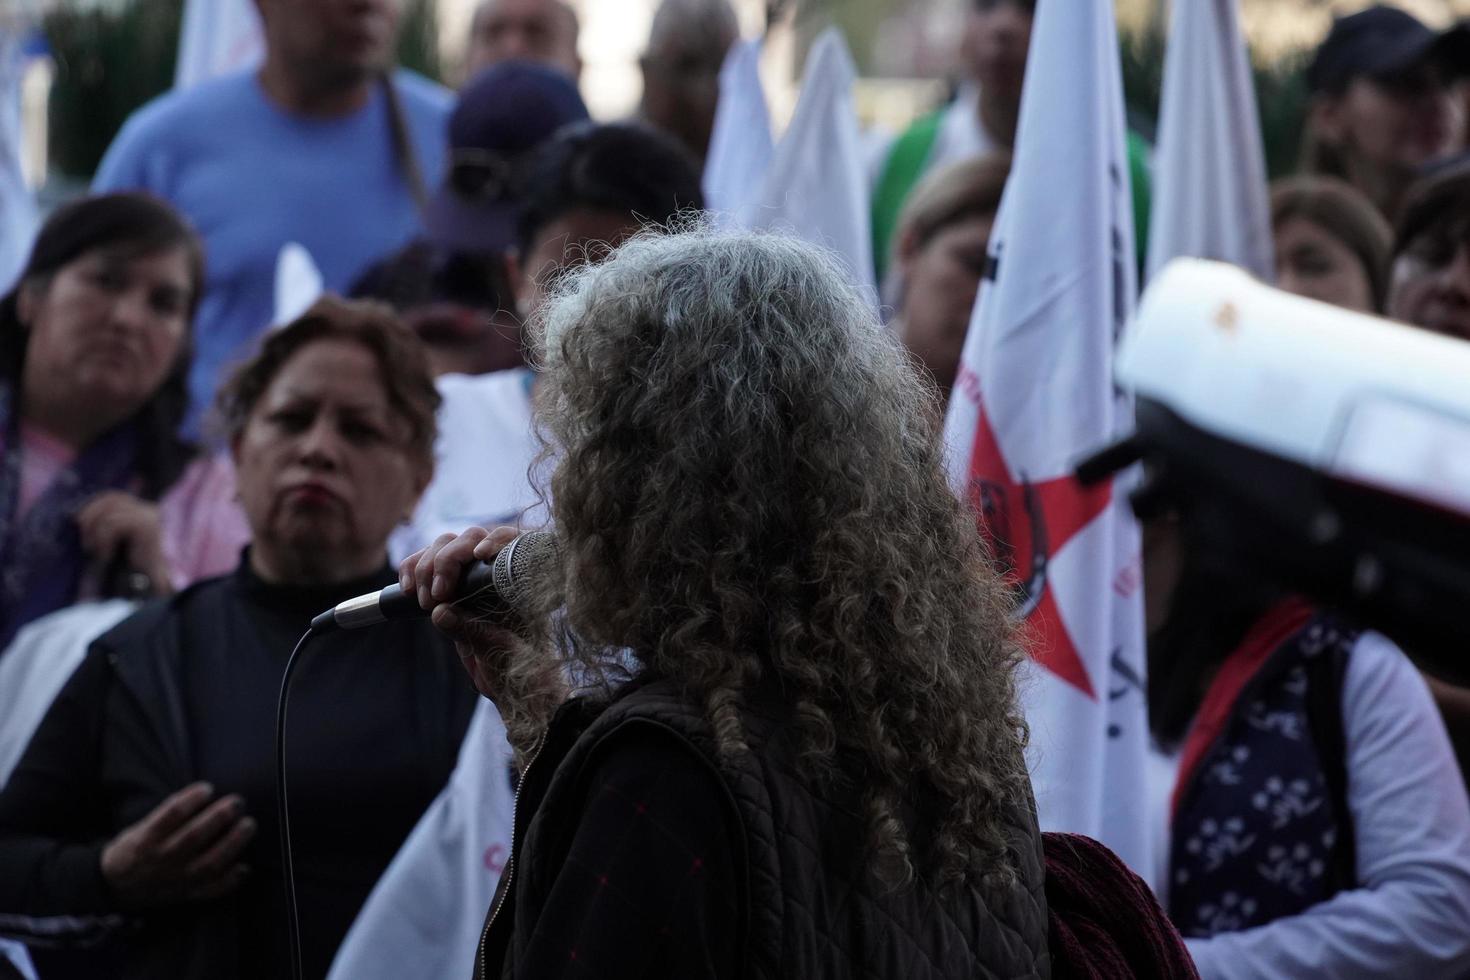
[524,227,1030,887]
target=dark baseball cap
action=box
[1307,5,1470,94]
[426,61,590,254]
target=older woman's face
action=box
[896,213,994,398]
[232,338,428,583]
[19,246,191,427]
[1273,215,1376,313]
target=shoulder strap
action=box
[1304,635,1356,894]
[870,109,945,284]
[380,72,430,216]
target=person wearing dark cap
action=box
[428,61,590,261]
[386,120,704,563]
[1303,4,1470,220]
[352,61,588,379]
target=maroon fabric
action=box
[1044,832,1199,980]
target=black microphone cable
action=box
[274,624,325,980]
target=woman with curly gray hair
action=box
[402,229,1051,978]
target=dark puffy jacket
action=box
[480,676,1051,979]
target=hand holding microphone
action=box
[401,526,537,701]
[309,524,565,708]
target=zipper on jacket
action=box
[478,730,548,979]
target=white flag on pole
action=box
[327,699,514,980]
[175,0,264,91]
[1145,0,1273,283]
[703,38,775,227]
[745,28,875,299]
[941,0,1154,883]
[0,24,37,294]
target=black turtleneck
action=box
[177,555,477,979]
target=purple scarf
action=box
[0,384,139,650]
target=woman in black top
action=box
[0,298,475,979]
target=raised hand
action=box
[100,782,256,910]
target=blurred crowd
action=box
[3,0,1470,978]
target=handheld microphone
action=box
[309,530,561,632]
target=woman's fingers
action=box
[428,527,493,602]
[472,525,521,562]
[136,782,217,847]
[183,816,257,880]
[159,795,246,861]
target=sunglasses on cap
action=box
[449,149,521,202]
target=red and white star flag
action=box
[941,0,1153,882]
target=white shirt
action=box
[929,84,999,172]
[391,368,545,563]
[1148,632,1470,979]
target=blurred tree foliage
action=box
[42,0,442,180]
[1119,23,1313,179]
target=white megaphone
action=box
[1079,259,1470,670]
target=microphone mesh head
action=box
[490,530,562,611]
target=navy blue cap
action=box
[427,61,590,253]
[1308,5,1470,94]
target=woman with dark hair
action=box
[1144,494,1470,975]
[403,229,1051,978]
[0,298,476,980]
[0,192,247,649]
[1270,176,1392,314]
[1386,162,1470,341]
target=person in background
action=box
[1301,5,1470,222]
[1143,486,1470,976]
[0,298,476,980]
[355,61,589,377]
[1270,176,1392,314]
[638,0,739,170]
[350,240,518,377]
[1387,163,1470,340]
[94,0,450,436]
[1367,163,1470,778]
[0,193,247,652]
[889,154,1009,406]
[392,120,704,561]
[871,0,1151,283]
[464,0,580,82]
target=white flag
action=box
[745,28,875,299]
[941,0,1154,882]
[272,242,324,329]
[1145,0,1273,282]
[703,38,775,227]
[327,699,514,980]
[175,0,264,91]
[0,25,36,294]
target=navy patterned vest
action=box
[1168,616,1358,938]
